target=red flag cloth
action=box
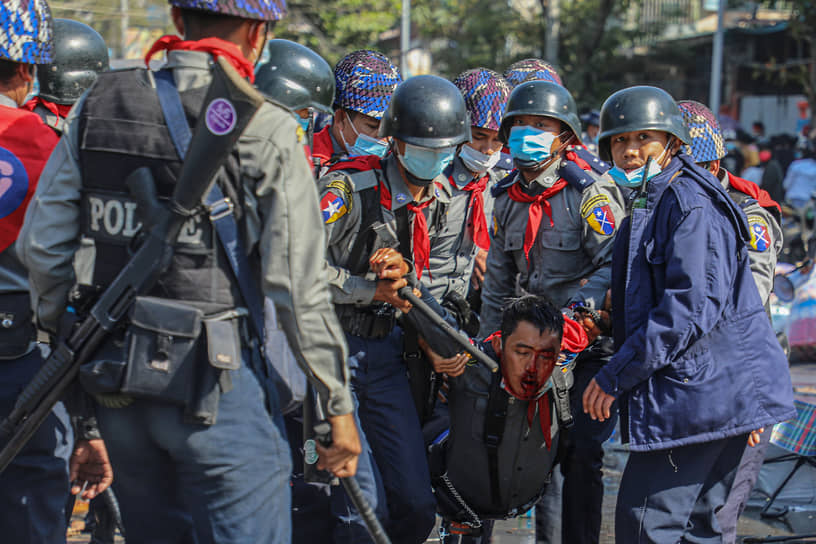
[561,315,589,354]
[452,174,490,251]
[378,181,432,279]
[506,178,568,261]
[145,35,256,83]
[727,172,781,213]
[22,96,72,119]
[326,155,381,174]
[0,106,59,252]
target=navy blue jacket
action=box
[595,153,795,452]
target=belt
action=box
[336,304,396,339]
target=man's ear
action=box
[491,335,502,358]
[708,159,720,176]
[247,21,266,56]
[171,6,185,37]
[17,63,34,84]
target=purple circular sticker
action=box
[205,98,237,136]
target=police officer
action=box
[19,1,360,542]
[0,1,112,542]
[255,38,334,143]
[479,79,625,544]
[580,110,601,155]
[425,68,512,331]
[312,50,402,176]
[503,58,562,88]
[23,18,108,134]
[677,100,782,544]
[317,74,471,544]
[586,86,794,543]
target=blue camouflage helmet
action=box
[677,100,726,163]
[503,58,561,88]
[0,0,54,64]
[453,68,511,132]
[333,49,402,120]
[168,0,286,21]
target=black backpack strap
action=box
[484,371,510,509]
[346,185,385,274]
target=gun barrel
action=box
[398,287,498,373]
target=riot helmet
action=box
[168,0,286,21]
[598,86,690,162]
[0,0,54,64]
[379,74,471,149]
[38,19,108,105]
[503,58,561,88]
[499,80,582,145]
[333,50,401,121]
[255,39,334,114]
[453,68,511,131]
[677,100,726,164]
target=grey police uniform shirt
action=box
[18,50,354,417]
[479,158,625,336]
[423,155,508,302]
[317,153,449,307]
[723,170,782,304]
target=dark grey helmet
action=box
[38,19,108,105]
[379,75,471,149]
[597,85,691,162]
[499,80,582,145]
[255,39,335,115]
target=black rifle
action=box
[302,386,392,544]
[0,58,265,472]
[398,286,498,373]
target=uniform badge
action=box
[748,215,770,252]
[296,124,305,144]
[581,194,615,236]
[395,192,408,204]
[492,216,500,237]
[321,192,348,224]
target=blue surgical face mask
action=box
[298,116,311,134]
[608,158,663,188]
[507,125,558,164]
[342,111,390,158]
[459,144,501,174]
[397,143,456,184]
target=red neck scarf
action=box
[379,181,433,279]
[145,35,256,83]
[727,172,781,213]
[452,174,490,251]
[507,177,568,261]
[22,96,72,119]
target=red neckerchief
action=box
[507,178,568,262]
[379,180,433,279]
[312,126,336,166]
[727,171,781,213]
[0,106,60,252]
[145,35,256,83]
[22,96,72,119]
[451,173,490,251]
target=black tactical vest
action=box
[77,68,243,313]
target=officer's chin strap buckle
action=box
[208,197,234,221]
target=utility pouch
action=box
[551,362,575,428]
[120,296,204,405]
[0,293,36,359]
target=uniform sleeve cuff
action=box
[324,387,355,417]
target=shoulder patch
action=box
[491,170,520,198]
[581,194,615,235]
[321,189,350,224]
[573,147,611,174]
[559,160,598,192]
[747,214,770,252]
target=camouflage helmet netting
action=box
[503,58,561,88]
[453,68,511,132]
[168,0,286,21]
[677,100,726,163]
[333,50,402,120]
[0,0,54,64]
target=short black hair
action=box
[0,59,20,82]
[180,8,276,36]
[500,295,563,344]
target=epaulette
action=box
[572,146,611,174]
[496,152,515,171]
[325,156,381,192]
[558,158,597,192]
[491,170,520,197]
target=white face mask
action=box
[459,144,501,174]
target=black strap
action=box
[394,205,413,262]
[483,372,509,509]
[346,186,385,275]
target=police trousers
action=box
[97,354,291,544]
[0,345,73,544]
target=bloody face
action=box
[492,321,561,400]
